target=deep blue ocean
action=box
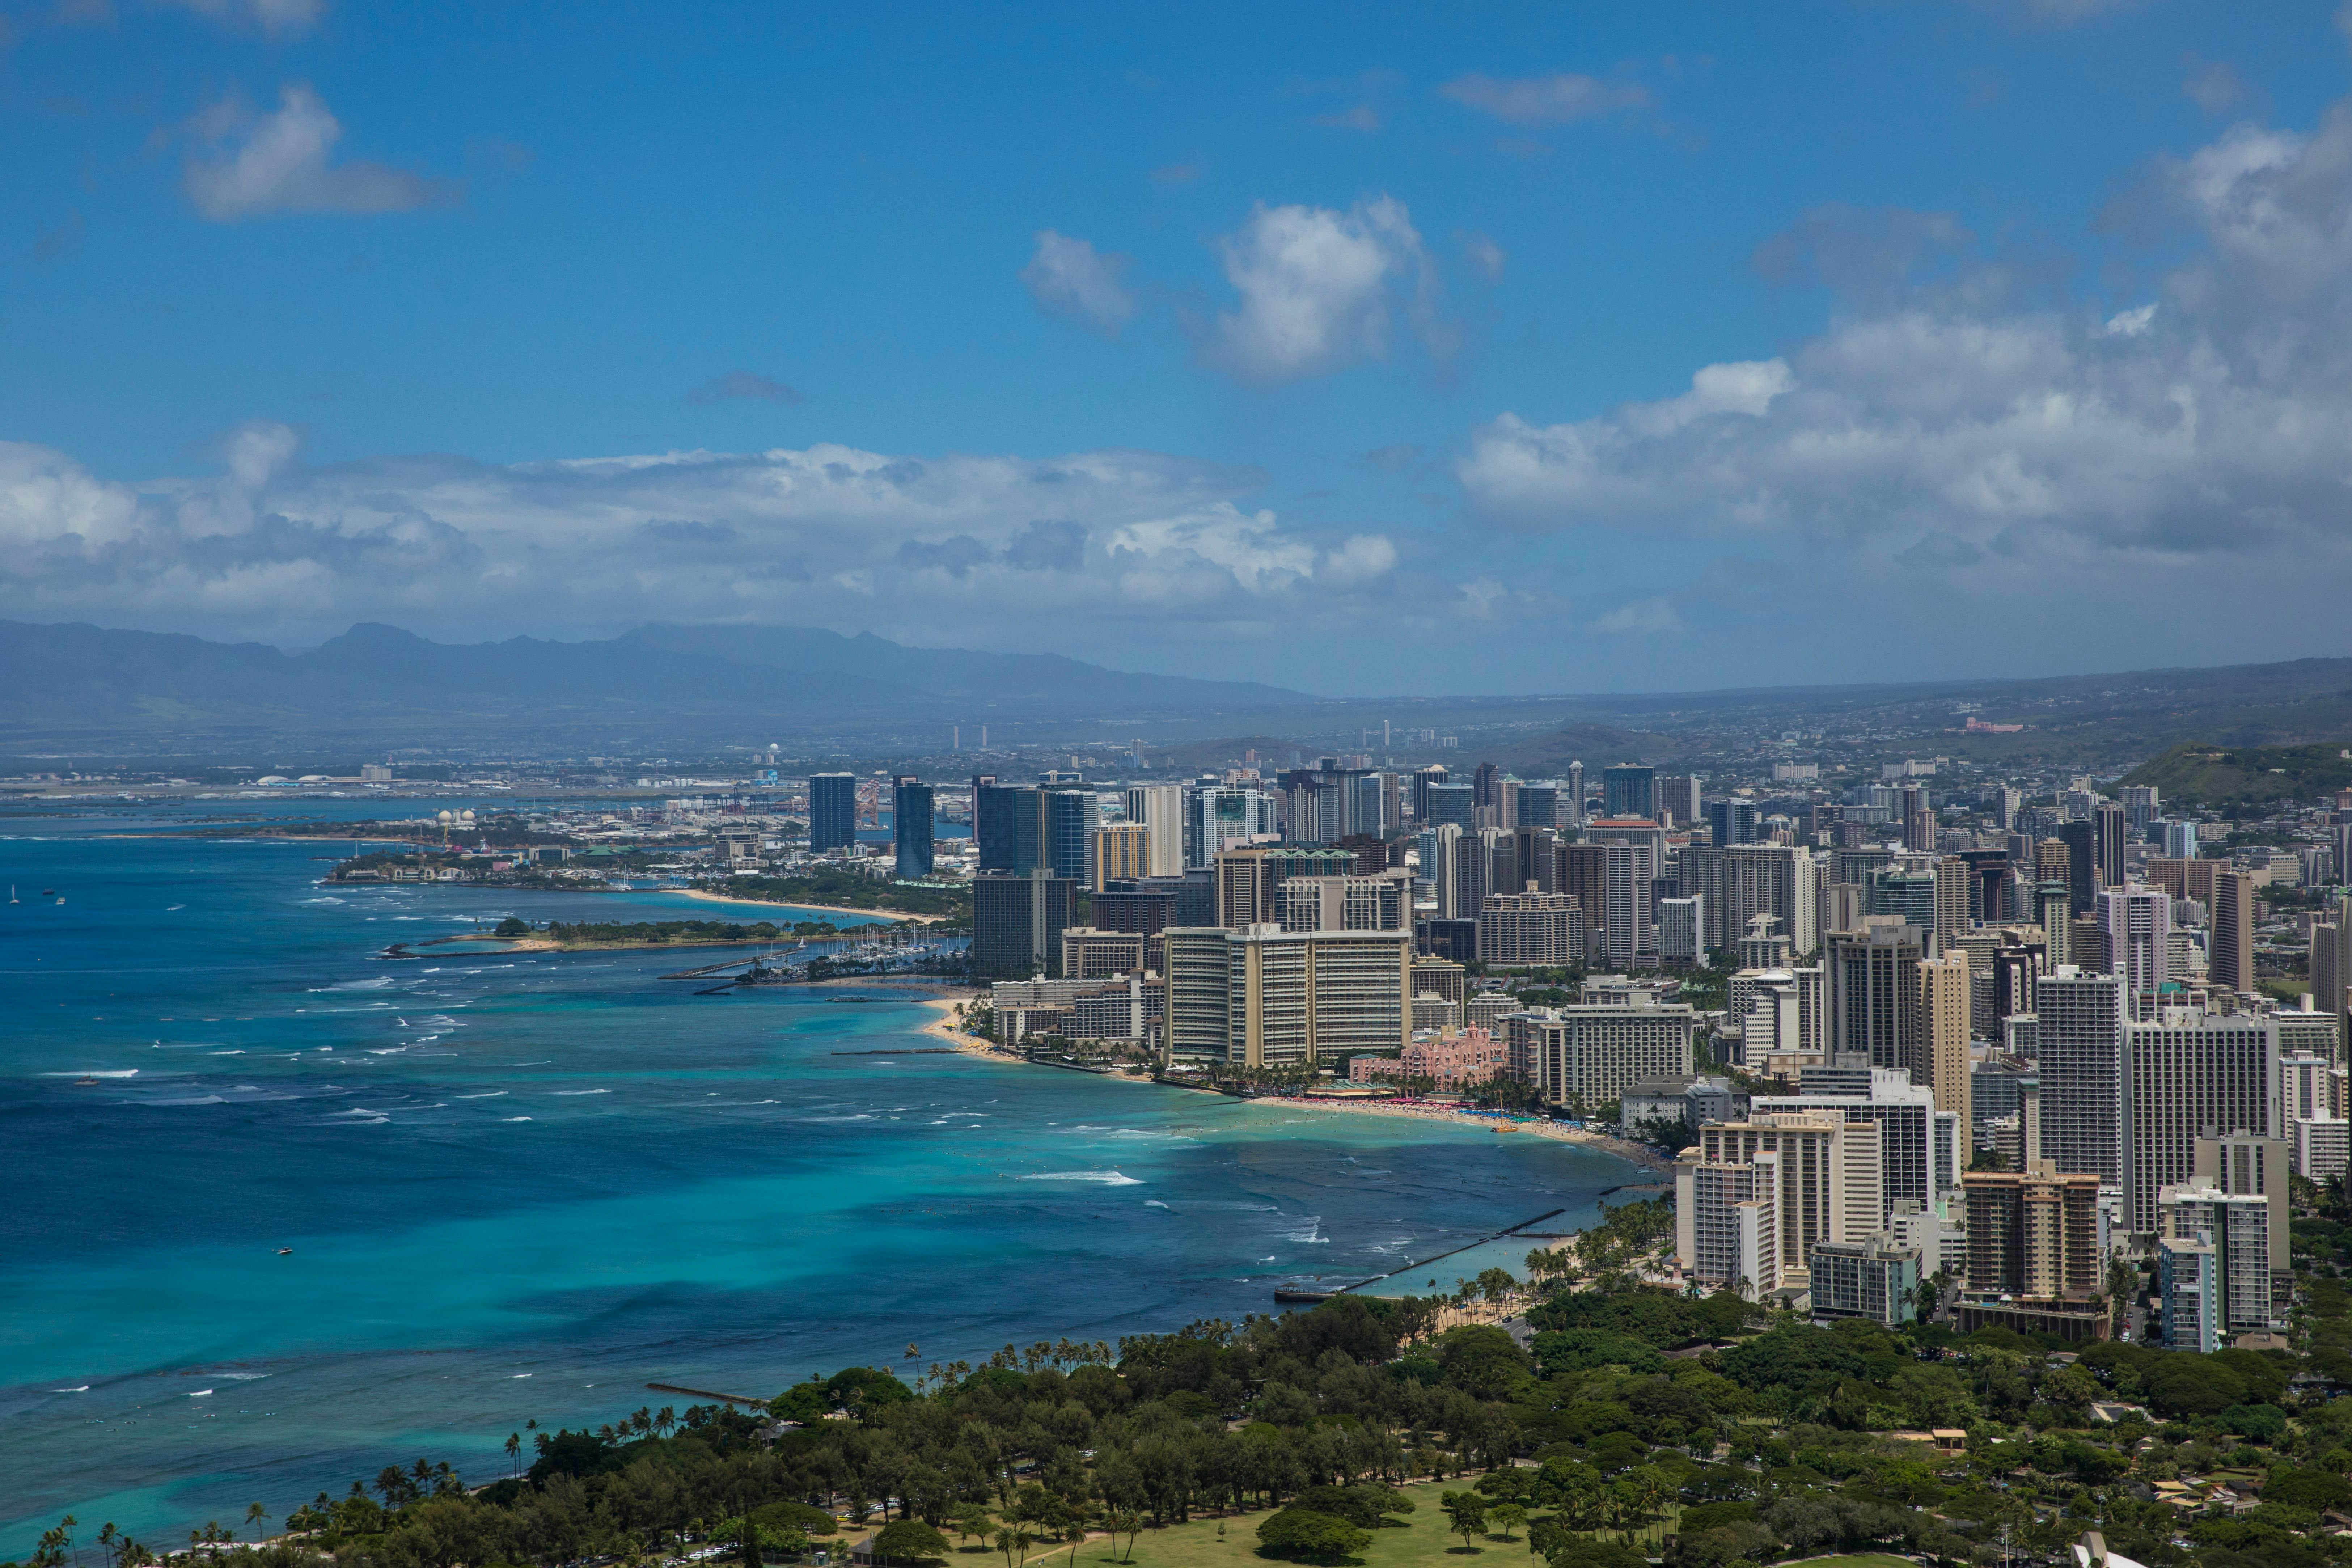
[0,801,1637,1552]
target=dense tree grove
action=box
[20,1185,2352,1568]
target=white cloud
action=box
[1021,231,1137,337]
[1437,72,1649,127]
[1312,104,1381,133]
[2182,60,2245,113]
[182,83,453,222]
[0,434,1396,643]
[1205,196,1447,381]
[1458,97,2352,590]
[1590,597,1681,634]
[155,0,325,37]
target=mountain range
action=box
[0,620,1308,748]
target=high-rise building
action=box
[1161,925,1412,1066]
[1214,845,1359,929]
[1188,785,1275,868]
[1600,840,1657,968]
[1510,998,1697,1113]
[2120,1009,2277,1237]
[2098,886,2172,1017]
[1962,1166,2103,1301]
[1658,895,1705,964]
[1684,1111,1884,1282]
[1825,918,1921,1075]
[1472,761,1501,810]
[1043,789,1098,886]
[2036,880,2072,966]
[1808,1234,1922,1326]
[2057,821,2098,913]
[808,772,858,853]
[1124,785,1189,878]
[891,775,935,879]
[2038,966,2124,1184]
[2211,869,2256,994]
[1919,949,1972,1128]
[1477,889,1583,965]
[1757,1067,1945,1211]
[1994,786,2021,831]
[1278,872,1412,934]
[2160,820,2199,861]
[1932,856,1970,955]
[1094,822,1149,890]
[2312,917,2352,1030]
[2158,1180,2279,1336]
[972,775,1021,871]
[2093,800,2128,890]
[2194,1131,2290,1284]
[1411,765,1451,824]
[1421,782,1476,831]
[1675,1157,1780,1298]
[1565,761,1586,828]
[1654,774,1702,829]
[1602,765,1655,820]
[1706,798,1760,848]
[971,870,1078,981]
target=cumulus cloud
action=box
[1437,72,1649,127]
[1021,231,1138,337]
[1205,196,1448,381]
[1458,97,2352,592]
[182,83,454,221]
[156,0,325,37]
[1312,104,1381,133]
[0,432,1396,642]
[686,371,804,406]
[2182,60,2245,113]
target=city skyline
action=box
[10,4,2352,693]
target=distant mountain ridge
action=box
[0,619,1310,744]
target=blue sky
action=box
[6,0,2352,696]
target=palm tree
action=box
[506,1432,523,1474]
[244,1504,269,1541]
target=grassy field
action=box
[997,1482,1680,1568]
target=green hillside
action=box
[2120,741,2352,807]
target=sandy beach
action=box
[1268,1096,1675,1174]
[677,887,946,924]
[915,998,1674,1171]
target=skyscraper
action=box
[2098,886,2171,1017]
[1706,798,1760,848]
[1825,918,1921,1076]
[2039,966,2124,1184]
[808,772,858,853]
[2094,800,2128,890]
[1565,761,1586,828]
[1654,774,1702,829]
[2211,869,2256,994]
[2122,1010,2277,1236]
[1932,856,1970,955]
[891,775,934,878]
[1602,765,1655,820]
[2056,821,2097,913]
[971,869,1077,980]
[1124,785,1188,878]
[1094,822,1148,889]
[1161,925,1412,1066]
[1919,949,1972,1128]
[1421,782,1475,830]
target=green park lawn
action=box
[1007,1481,1677,1568]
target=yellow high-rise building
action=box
[1917,948,1972,1128]
[1094,823,1149,891]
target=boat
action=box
[277,1248,293,1256]
[8,886,16,903]
[75,1075,99,1086]
[40,888,55,896]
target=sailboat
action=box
[7,886,16,904]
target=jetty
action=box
[1272,1206,1568,1304]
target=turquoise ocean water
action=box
[0,804,1637,1552]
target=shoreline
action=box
[674,887,947,925]
[906,1000,1672,1172]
